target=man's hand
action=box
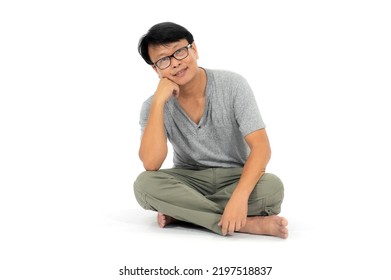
[154,77,180,103]
[218,193,249,235]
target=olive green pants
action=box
[133,167,284,235]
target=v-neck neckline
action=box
[174,69,210,129]
[174,93,209,128]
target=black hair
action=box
[138,22,194,65]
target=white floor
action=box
[101,204,390,280]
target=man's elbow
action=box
[139,148,167,171]
[252,142,271,161]
[143,165,161,171]
[141,160,162,171]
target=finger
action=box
[228,223,236,235]
[221,221,228,236]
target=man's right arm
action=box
[139,78,179,171]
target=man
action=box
[134,22,288,238]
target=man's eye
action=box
[175,49,186,56]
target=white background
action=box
[1,0,391,279]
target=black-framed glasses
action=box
[153,44,193,70]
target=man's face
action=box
[148,39,199,85]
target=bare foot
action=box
[157,212,177,228]
[239,215,288,239]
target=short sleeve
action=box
[139,98,152,136]
[233,77,266,137]
[139,96,170,139]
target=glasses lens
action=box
[174,47,188,60]
[156,57,170,70]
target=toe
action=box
[280,217,288,226]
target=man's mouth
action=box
[174,68,187,77]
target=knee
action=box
[252,173,284,205]
[133,171,158,210]
[262,173,284,194]
[262,173,284,214]
[133,170,156,195]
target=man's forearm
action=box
[139,100,168,171]
[234,144,270,198]
[234,129,272,199]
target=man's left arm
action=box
[218,128,271,235]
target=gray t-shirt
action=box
[139,68,265,168]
